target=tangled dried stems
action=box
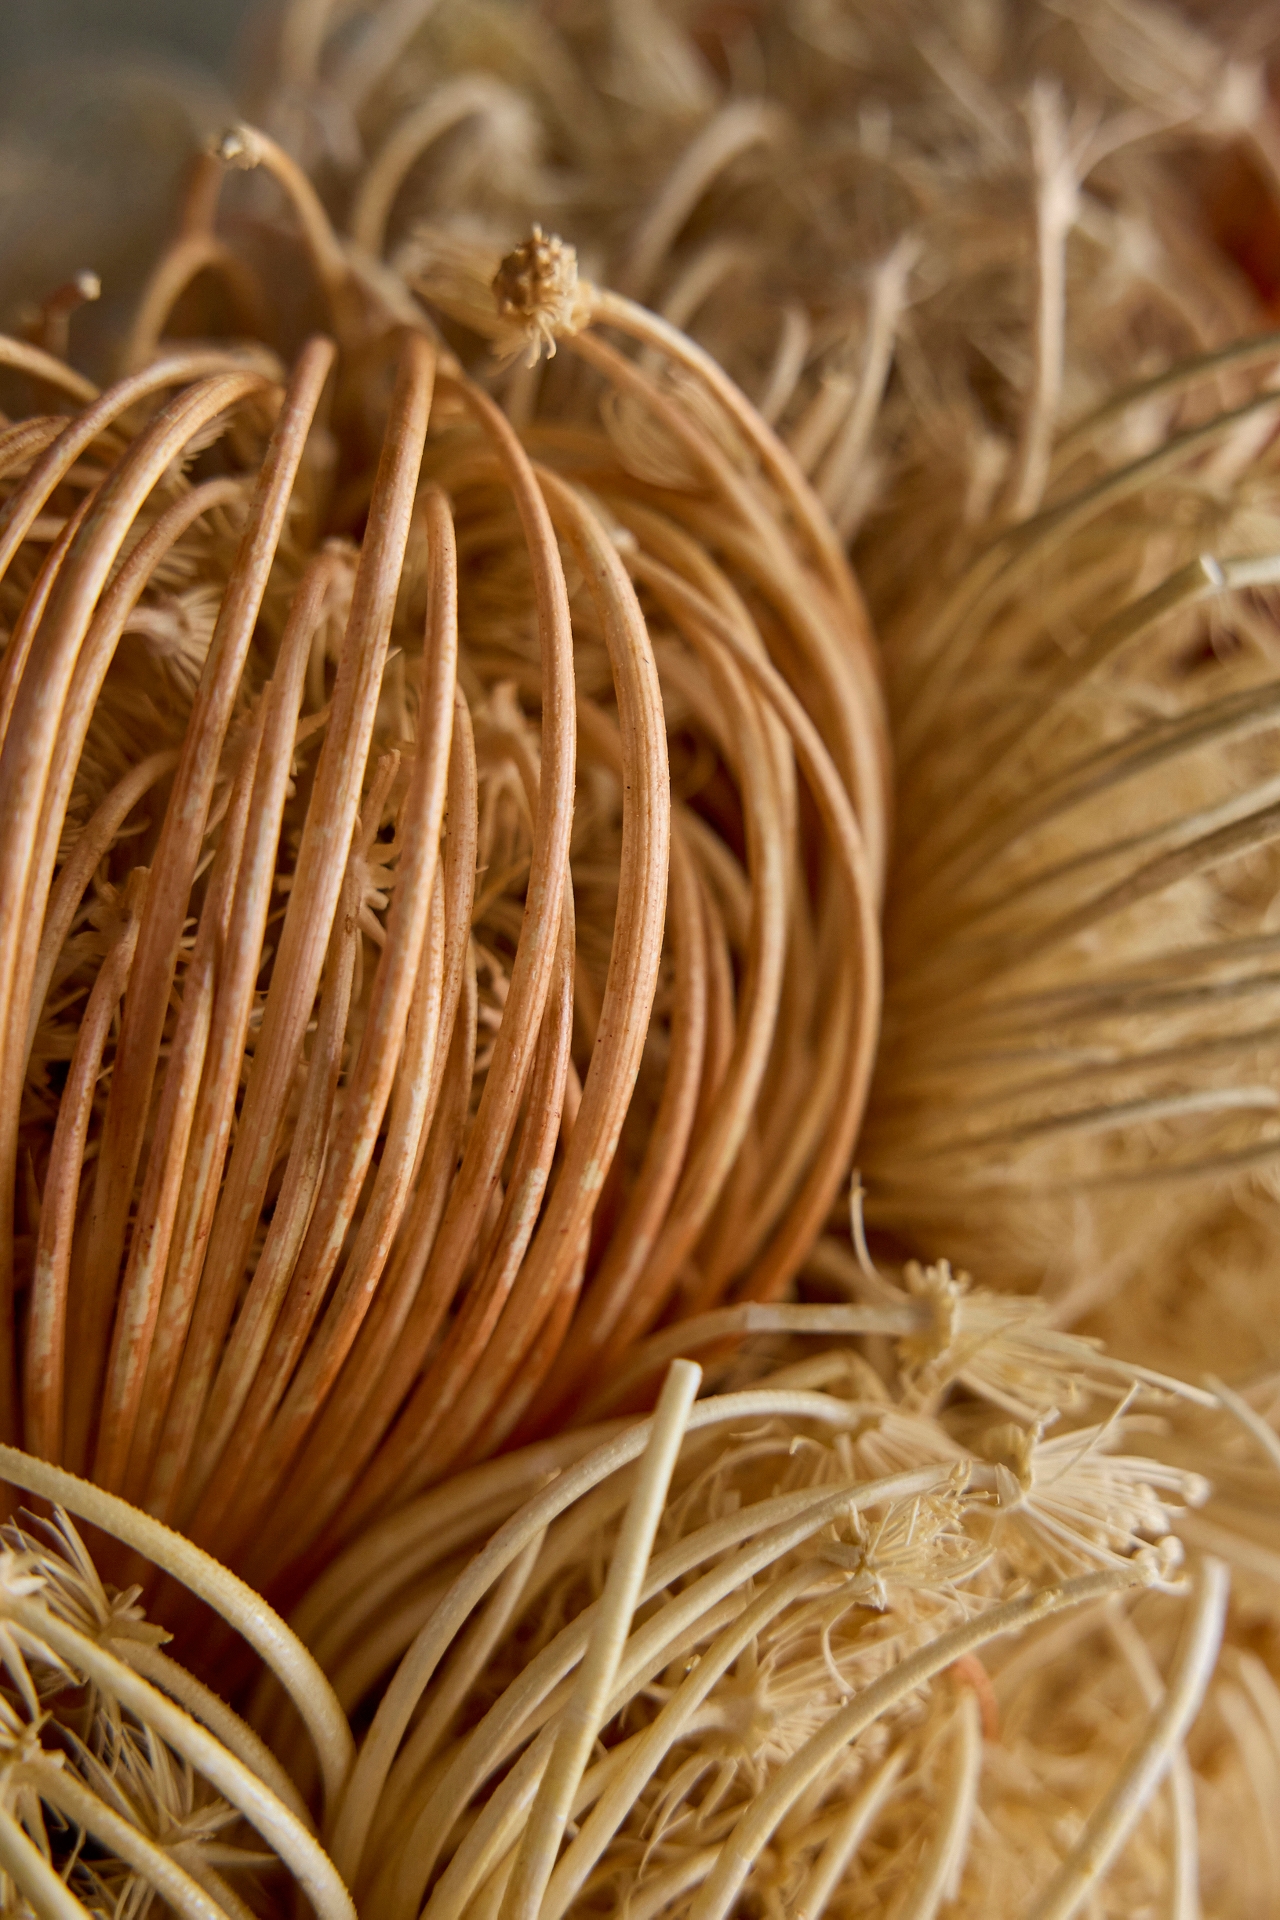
[0,1275,1275,1917]
[265,1275,1280,1920]
[255,0,1279,540]
[0,106,883,1595]
[0,1452,353,1920]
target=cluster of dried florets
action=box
[262,1278,1270,1920]
[0,106,885,1605]
[0,1463,352,1920]
[0,1273,1271,1919]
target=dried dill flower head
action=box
[274,1279,1280,1920]
[238,0,1280,1352]
[253,0,1277,542]
[0,1449,354,1920]
[0,1296,1269,1919]
[0,98,886,1604]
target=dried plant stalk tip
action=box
[492,227,583,363]
[214,125,267,171]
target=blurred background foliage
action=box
[0,1,258,369]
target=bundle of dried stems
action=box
[0,118,883,1597]
[0,1284,1276,1919]
[5,0,1280,1914]
[252,0,1280,1320]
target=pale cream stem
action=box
[499,1361,702,1920]
[0,1802,93,1920]
[792,1748,907,1920]
[1104,1603,1201,1920]
[1023,1559,1228,1920]
[896,1691,983,1920]
[0,1443,354,1818]
[583,1302,922,1416]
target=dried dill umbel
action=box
[0,1284,1264,1919]
[0,1455,353,1920]
[263,1281,1268,1920]
[0,107,885,1597]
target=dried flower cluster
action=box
[2,0,1280,1914]
[0,1454,353,1920]
[0,1272,1273,1919]
[0,112,884,1602]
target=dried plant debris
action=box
[0,119,884,1595]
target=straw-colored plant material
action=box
[0,121,884,1592]
[0,1450,354,1920]
[859,327,1280,1307]
[254,0,1279,541]
[266,1281,1278,1919]
[0,1290,1275,1918]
